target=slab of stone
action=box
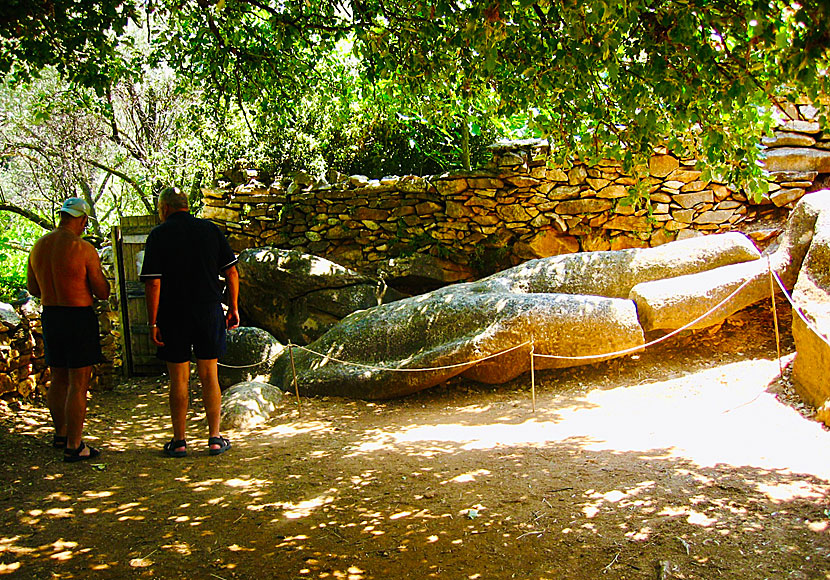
[220,381,284,429]
[770,188,806,207]
[269,231,765,399]
[237,248,404,344]
[789,190,830,425]
[762,148,830,173]
[675,191,714,209]
[650,155,679,177]
[219,327,285,389]
[631,190,830,332]
[762,132,817,147]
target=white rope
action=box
[217,349,284,369]
[216,259,830,376]
[770,268,830,349]
[534,275,755,361]
[289,340,532,373]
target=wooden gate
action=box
[111,215,164,376]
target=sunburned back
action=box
[29,229,97,307]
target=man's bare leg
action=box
[47,367,69,440]
[196,358,223,450]
[167,361,190,453]
[65,366,93,455]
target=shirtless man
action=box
[27,197,110,463]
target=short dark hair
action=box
[159,187,188,210]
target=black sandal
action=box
[64,442,101,463]
[163,439,187,458]
[52,435,67,449]
[208,436,231,456]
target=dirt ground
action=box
[2,301,830,580]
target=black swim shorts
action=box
[42,306,105,368]
[156,302,227,363]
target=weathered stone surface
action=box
[763,132,817,147]
[220,381,284,428]
[789,190,830,425]
[271,288,644,399]
[555,198,613,214]
[200,206,240,222]
[596,185,629,199]
[398,175,428,193]
[631,190,830,333]
[769,170,819,183]
[0,304,21,329]
[354,207,389,221]
[237,248,404,344]
[269,232,767,399]
[379,254,475,289]
[762,148,830,173]
[770,188,806,207]
[693,209,735,224]
[415,201,442,215]
[435,179,468,195]
[778,120,822,134]
[497,204,532,222]
[680,180,710,193]
[548,185,581,200]
[446,201,474,218]
[666,169,702,184]
[650,155,679,177]
[523,230,580,258]
[219,326,285,389]
[603,215,651,231]
[468,177,504,189]
[674,191,714,209]
[506,176,541,188]
[568,165,588,185]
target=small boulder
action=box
[218,327,284,389]
[220,381,284,429]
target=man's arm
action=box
[224,265,240,329]
[144,278,164,346]
[85,243,110,300]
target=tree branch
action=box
[0,204,54,231]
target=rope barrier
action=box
[217,349,284,369]
[533,275,755,361]
[288,340,533,373]
[218,257,830,393]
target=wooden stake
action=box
[288,343,302,417]
[530,343,536,413]
[767,257,783,377]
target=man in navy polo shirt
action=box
[140,187,239,457]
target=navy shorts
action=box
[157,303,227,363]
[42,306,105,368]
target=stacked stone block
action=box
[202,113,828,280]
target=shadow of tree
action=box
[1,304,827,580]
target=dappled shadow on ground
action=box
[1,303,829,580]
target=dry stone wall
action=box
[202,109,829,283]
